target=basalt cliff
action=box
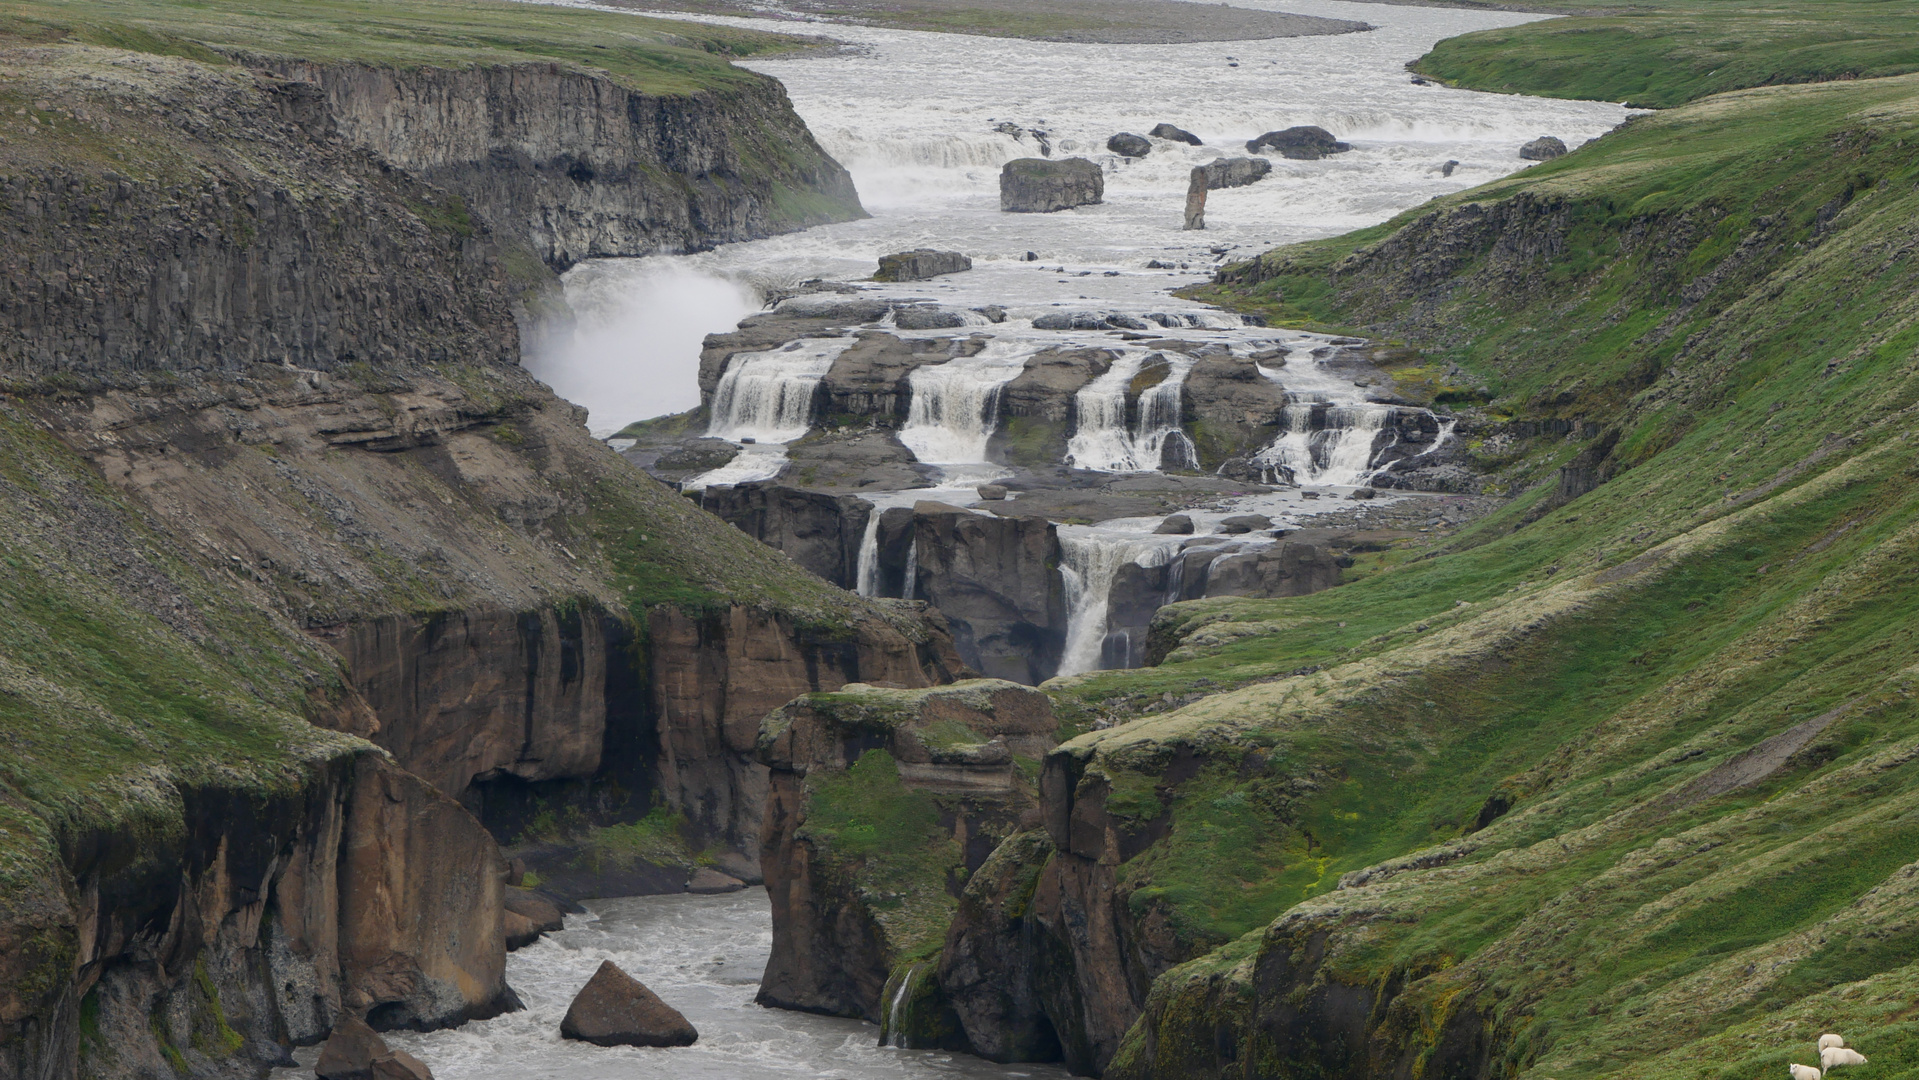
[0,7,935,1078]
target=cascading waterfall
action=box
[902,536,918,601]
[898,341,1032,464]
[1256,402,1398,486]
[706,338,854,444]
[1057,529,1183,677]
[1066,351,1198,472]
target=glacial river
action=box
[275,890,1067,1079]
[540,0,1632,429]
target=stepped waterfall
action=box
[707,338,854,443]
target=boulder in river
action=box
[373,1053,434,1080]
[1107,132,1152,158]
[561,960,700,1047]
[1520,135,1568,161]
[1000,157,1104,212]
[894,305,968,330]
[1151,122,1203,145]
[1246,125,1350,159]
[1155,513,1195,534]
[874,248,972,281]
[1197,156,1272,190]
[1216,513,1273,534]
[1184,168,1207,230]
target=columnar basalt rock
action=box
[698,482,875,590]
[908,504,1068,685]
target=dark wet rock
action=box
[977,484,1009,500]
[1000,157,1104,213]
[910,503,1066,684]
[1155,513,1195,534]
[561,960,699,1047]
[1349,486,1379,499]
[1107,132,1152,158]
[1150,123,1202,145]
[1442,159,1459,177]
[1520,136,1567,161]
[698,482,874,589]
[875,248,973,281]
[1197,156,1272,189]
[1216,513,1273,534]
[974,305,1008,323]
[1246,125,1350,159]
[687,867,747,893]
[895,305,969,330]
[816,331,980,421]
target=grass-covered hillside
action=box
[1414,0,1919,107]
[983,55,1919,1080]
[0,0,819,94]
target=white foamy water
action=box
[1057,525,1186,676]
[548,0,1631,431]
[898,340,1032,464]
[706,337,856,442]
[274,890,1064,1080]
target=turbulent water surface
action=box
[543,0,1630,431]
[275,890,1066,1080]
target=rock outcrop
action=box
[1000,158,1105,212]
[756,681,1057,1025]
[271,61,864,270]
[1247,125,1350,159]
[909,504,1068,684]
[1520,135,1569,160]
[876,249,974,281]
[1185,168,1208,230]
[1196,156,1273,189]
[561,961,699,1047]
[699,482,875,590]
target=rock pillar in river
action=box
[1184,167,1207,230]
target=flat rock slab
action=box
[875,249,972,281]
[561,960,699,1048]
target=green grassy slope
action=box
[0,0,819,94]
[1413,1,1919,108]
[1018,68,1919,1080]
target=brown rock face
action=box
[649,604,965,863]
[374,1050,436,1080]
[756,681,1059,1023]
[317,1015,389,1080]
[698,482,875,590]
[339,756,516,1031]
[560,961,699,1047]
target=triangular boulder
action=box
[560,960,698,1047]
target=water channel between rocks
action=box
[274,890,1063,1080]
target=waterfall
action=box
[898,342,1031,464]
[1066,351,1198,472]
[1256,402,1397,486]
[1058,529,1183,677]
[902,535,919,601]
[706,338,854,443]
[855,509,883,598]
[882,963,924,1048]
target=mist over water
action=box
[549,0,1631,430]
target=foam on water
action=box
[548,0,1631,429]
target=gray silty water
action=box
[274,890,1066,1080]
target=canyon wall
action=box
[272,60,863,270]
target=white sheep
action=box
[1822,1048,1868,1070]
[1820,1035,1846,1052]
[1790,1063,1823,1080]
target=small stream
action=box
[275,890,1065,1080]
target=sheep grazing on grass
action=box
[1790,1063,1823,1080]
[1820,1036,1846,1051]
[1822,1048,1868,1070]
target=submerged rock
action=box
[1150,122,1203,145]
[687,867,747,893]
[561,960,699,1047]
[1000,157,1104,212]
[1520,135,1568,160]
[875,248,972,281]
[1107,132,1152,158]
[1246,125,1350,159]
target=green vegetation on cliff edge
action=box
[1016,44,1919,1080]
